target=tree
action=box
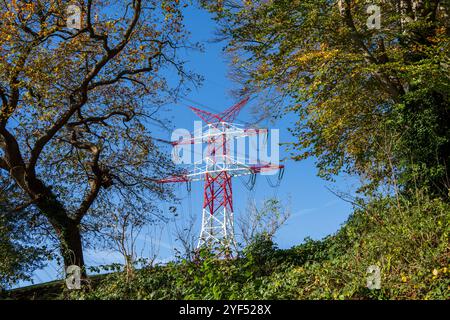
[203,0,449,195]
[0,0,196,273]
[103,203,157,280]
[173,208,198,260]
[237,197,290,248]
[0,182,48,289]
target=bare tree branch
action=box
[68,110,134,127]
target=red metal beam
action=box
[189,97,250,124]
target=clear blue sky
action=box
[22,4,359,286]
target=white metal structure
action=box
[157,98,284,255]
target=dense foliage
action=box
[0,0,193,273]
[52,189,448,300]
[203,0,450,196]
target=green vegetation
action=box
[5,188,446,300]
[67,190,450,300]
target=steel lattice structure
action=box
[157,97,284,253]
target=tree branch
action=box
[0,127,26,171]
[27,0,143,177]
[0,47,32,128]
[74,146,103,222]
[0,86,8,108]
[342,0,404,97]
[0,157,8,170]
[86,0,111,52]
[87,64,154,90]
[68,110,134,127]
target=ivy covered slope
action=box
[62,189,448,300]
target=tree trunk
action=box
[31,184,87,276]
[59,221,86,276]
[5,134,88,278]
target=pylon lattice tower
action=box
[157,97,284,253]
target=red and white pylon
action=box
[157,97,284,253]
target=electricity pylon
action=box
[157,97,284,254]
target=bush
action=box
[62,189,449,300]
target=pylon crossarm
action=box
[156,174,190,183]
[156,163,283,184]
[188,97,250,124]
[172,122,267,146]
[249,163,285,174]
[189,107,221,124]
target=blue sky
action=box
[22,4,359,286]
